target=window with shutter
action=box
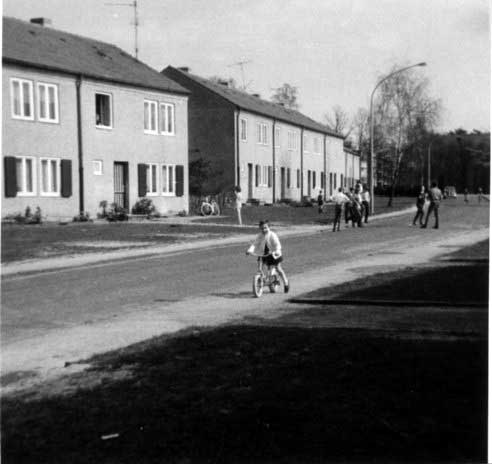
[255,165,259,187]
[138,164,147,197]
[61,159,72,197]
[4,157,17,197]
[175,165,184,197]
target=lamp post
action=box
[368,62,427,214]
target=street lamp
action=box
[368,62,427,214]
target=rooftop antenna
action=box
[105,0,139,59]
[228,60,252,90]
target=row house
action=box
[343,146,361,192]
[2,17,189,221]
[162,66,351,203]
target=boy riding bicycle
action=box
[246,220,290,293]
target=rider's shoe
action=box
[284,284,290,293]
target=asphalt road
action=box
[2,201,488,347]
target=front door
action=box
[280,167,286,200]
[114,162,129,210]
[248,163,253,199]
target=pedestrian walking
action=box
[464,188,469,203]
[412,185,427,226]
[330,187,350,232]
[361,185,370,223]
[344,188,354,227]
[317,190,324,214]
[421,182,442,229]
[233,185,243,226]
[352,189,363,227]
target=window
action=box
[288,131,298,150]
[93,160,103,175]
[296,169,300,188]
[15,156,36,196]
[95,93,112,128]
[161,164,175,195]
[144,100,158,133]
[146,163,158,195]
[313,171,316,189]
[10,78,34,120]
[304,135,309,152]
[256,122,268,145]
[37,82,59,123]
[313,137,321,154]
[275,126,280,147]
[287,168,291,188]
[159,103,175,135]
[240,118,247,141]
[321,172,324,189]
[260,166,270,186]
[40,158,60,196]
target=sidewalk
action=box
[2,207,414,276]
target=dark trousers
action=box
[351,204,362,227]
[423,203,439,228]
[413,206,424,225]
[333,204,342,231]
[362,201,369,223]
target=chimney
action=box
[177,66,190,73]
[218,79,229,87]
[30,17,52,26]
[252,93,261,98]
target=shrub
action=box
[98,200,109,218]
[177,209,188,217]
[106,203,128,222]
[131,198,156,216]
[73,212,91,222]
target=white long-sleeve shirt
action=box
[331,191,350,205]
[247,230,282,258]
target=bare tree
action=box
[373,66,441,205]
[352,107,369,152]
[271,83,299,110]
[324,105,352,137]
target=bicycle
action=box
[200,196,220,216]
[247,251,284,297]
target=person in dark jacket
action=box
[412,185,426,226]
[421,182,442,229]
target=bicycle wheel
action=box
[252,274,263,297]
[200,202,213,216]
[212,201,220,216]
[269,276,282,293]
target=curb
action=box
[289,297,488,308]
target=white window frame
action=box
[240,118,247,142]
[10,78,34,121]
[93,160,103,175]
[37,82,59,123]
[256,122,268,145]
[275,126,280,147]
[288,131,298,151]
[39,157,61,197]
[161,164,176,196]
[15,156,36,196]
[95,92,113,129]
[144,100,158,134]
[260,166,269,187]
[304,135,309,153]
[159,102,175,135]
[313,137,321,154]
[146,163,159,196]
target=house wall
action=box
[81,79,189,216]
[2,64,80,220]
[302,129,325,199]
[326,136,345,195]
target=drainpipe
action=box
[234,109,240,187]
[76,75,84,214]
[323,135,327,201]
[272,120,276,203]
[300,128,304,199]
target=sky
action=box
[3,0,490,133]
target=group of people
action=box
[412,182,442,229]
[326,181,371,232]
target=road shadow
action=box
[210,291,254,299]
[3,324,487,464]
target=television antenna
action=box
[105,0,139,59]
[228,60,252,90]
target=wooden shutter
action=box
[175,164,184,197]
[138,164,147,197]
[61,159,72,198]
[4,156,17,197]
[268,166,272,187]
[255,165,259,187]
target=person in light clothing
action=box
[233,185,243,225]
[246,220,289,293]
[331,187,350,232]
[361,186,370,223]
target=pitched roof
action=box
[164,66,344,139]
[3,17,188,95]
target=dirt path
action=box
[2,226,487,395]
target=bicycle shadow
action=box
[210,291,253,299]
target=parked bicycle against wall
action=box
[200,196,220,216]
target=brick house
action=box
[162,66,349,203]
[2,17,189,221]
